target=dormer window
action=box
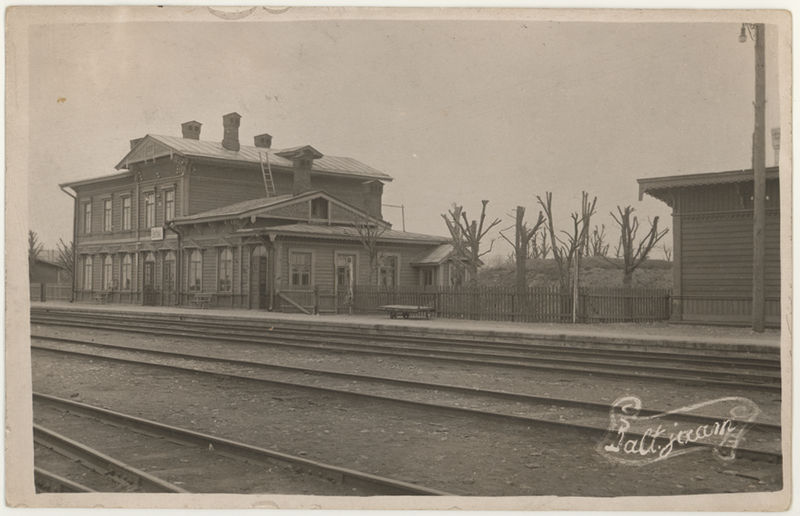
[311,197,329,219]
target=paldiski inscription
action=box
[597,396,760,465]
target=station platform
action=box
[31,301,782,354]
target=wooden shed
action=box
[638,167,780,327]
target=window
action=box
[422,268,435,287]
[102,255,114,290]
[164,190,175,222]
[164,252,176,291]
[311,197,329,219]
[82,256,93,290]
[218,248,233,292]
[121,254,132,290]
[83,203,92,234]
[144,192,155,228]
[290,251,312,287]
[122,196,131,230]
[378,254,398,288]
[103,199,112,232]
[188,250,202,291]
[335,253,356,292]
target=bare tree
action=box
[352,216,386,286]
[441,200,501,287]
[589,224,610,257]
[529,225,550,259]
[499,206,544,294]
[610,206,669,286]
[536,192,596,290]
[28,230,44,278]
[662,243,672,262]
[56,238,75,281]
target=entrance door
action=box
[143,254,159,306]
[162,252,176,305]
[335,254,356,312]
[250,246,269,309]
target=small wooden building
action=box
[638,167,780,326]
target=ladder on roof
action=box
[259,152,277,197]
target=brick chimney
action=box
[276,145,324,195]
[129,137,144,150]
[222,112,241,151]
[181,120,202,140]
[361,180,384,219]
[254,133,272,149]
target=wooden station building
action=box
[60,113,456,312]
[638,166,780,326]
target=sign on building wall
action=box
[151,227,164,241]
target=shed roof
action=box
[116,134,393,182]
[410,244,456,265]
[638,166,779,202]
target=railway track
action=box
[33,392,450,495]
[31,335,782,461]
[30,308,782,390]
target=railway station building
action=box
[638,167,781,327]
[60,113,456,312]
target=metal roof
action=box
[638,166,779,201]
[174,194,296,223]
[410,244,456,265]
[115,134,393,182]
[60,170,133,189]
[237,223,448,245]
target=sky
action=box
[23,8,782,261]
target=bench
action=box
[191,293,213,309]
[378,304,435,320]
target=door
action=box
[250,246,269,310]
[162,252,176,305]
[143,255,159,306]
[335,254,356,313]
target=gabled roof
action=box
[236,223,449,245]
[115,134,392,182]
[638,166,779,202]
[173,190,389,228]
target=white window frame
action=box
[164,188,175,222]
[218,248,233,292]
[121,254,132,290]
[188,249,202,292]
[334,251,358,292]
[82,256,93,290]
[102,198,113,232]
[121,195,132,231]
[102,255,114,290]
[144,191,156,229]
[82,202,92,234]
[288,249,314,288]
[377,252,400,288]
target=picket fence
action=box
[350,285,671,323]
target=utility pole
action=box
[741,23,766,332]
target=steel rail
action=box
[31,334,783,433]
[34,424,188,493]
[31,308,781,365]
[34,467,94,493]
[33,392,451,496]
[32,345,782,462]
[31,316,781,389]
